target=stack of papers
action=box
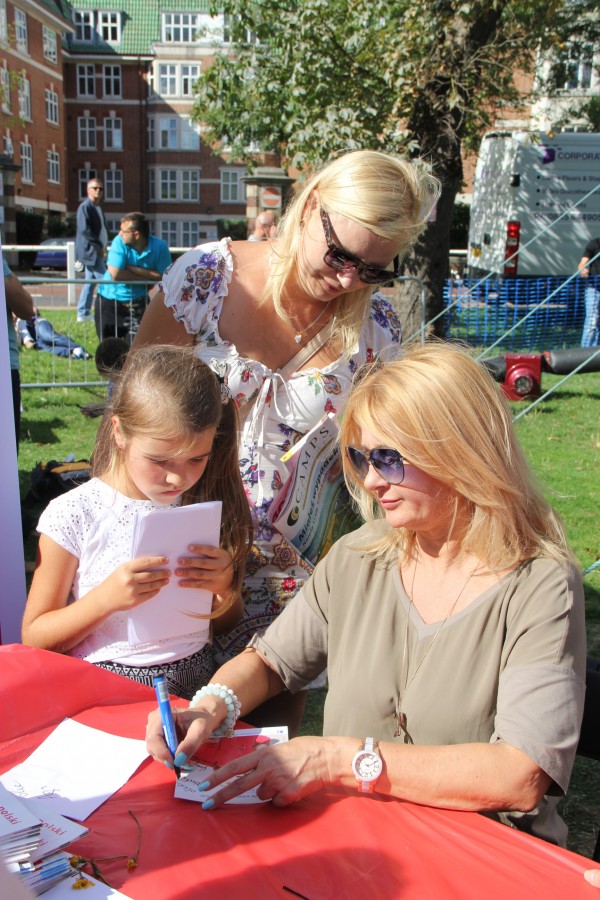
[128,500,222,645]
[0,784,87,895]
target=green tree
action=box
[193,0,600,326]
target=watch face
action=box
[354,750,383,782]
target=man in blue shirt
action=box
[95,212,171,343]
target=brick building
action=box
[0,0,72,240]
[63,1,280,243]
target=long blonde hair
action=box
[267,150,440,355]
[340,342,573,571]
[93,345,252,608]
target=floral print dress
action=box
[160,239,402,666]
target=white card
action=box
[128,501,222,645]
[174,727,288,805]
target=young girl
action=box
[21,345,252,700]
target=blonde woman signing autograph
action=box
[146,344,586,846]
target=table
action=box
[0,644,596,899]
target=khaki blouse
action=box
[250,523,586,845]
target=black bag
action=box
[24,459,91,507]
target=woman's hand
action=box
[175,545,234,597]
[99,556,170,613]
[199,737,334,809]
[146,701,227,766]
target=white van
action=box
[467,130,600,277]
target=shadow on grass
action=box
[21,417,72,445]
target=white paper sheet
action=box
[0,720,148,822]
[174,727,288,805]
[127,500,222,645]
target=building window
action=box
[47,149,60,184]
[104,169,123,201]
[73,10,94,43]
[159,118,178,149]
[78,168,96,199]
[564,49,593,90]
[181,118,200,150]
[158,64,177,97]
[43,26,57,63]
[15,9,28,53]
[162,13,199,43]
[147,118,155,150]
[181,170,200,201]
[0,66,9,113]
[104,116,123,151]
[45,89,59,125]
[181,64,200,97]
[182,221,199,247]
[21,141,33,182]
[153,169,202,202]
[103,65,121,98]
[160,170,177,200]
[160,221,178,246]
[221,169,245,203]
[223,14,256,44]
[77,64,95,97]
[98,11,121,43]
[3,133,13,156]
[0,0,7,43]
[17,74,31,120]
[78,116,96,150]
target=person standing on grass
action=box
[95,212,171,345]
[3,256,34,449]
[578,235,600,348]
[75,179,108,324]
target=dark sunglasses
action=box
[346,446,405,484]
[320,208,400,285]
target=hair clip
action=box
[210,359,233,405]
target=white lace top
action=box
[37,478,210,664]
[161,239,403,665]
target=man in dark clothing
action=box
[75,178,108,324]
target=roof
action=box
[64,0,216,56]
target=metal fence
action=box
[443,275,597,352]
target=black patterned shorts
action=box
[95,644,215,701]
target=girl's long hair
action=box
[93,345,252,609]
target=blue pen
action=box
[153,676,181,778]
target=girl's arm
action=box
[131,290,193,349]
[22,535,171,652]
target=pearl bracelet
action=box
[189,683,241,738]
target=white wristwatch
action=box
[351,737,383,793]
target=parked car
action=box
[33,238,78,270]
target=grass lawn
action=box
[15,313,600,859]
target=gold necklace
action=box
[287,301,332,344]
[394,560,475,744]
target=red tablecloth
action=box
[0,644,596,899]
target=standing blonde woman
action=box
[134,150,439,731]
[146,343,585,847]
